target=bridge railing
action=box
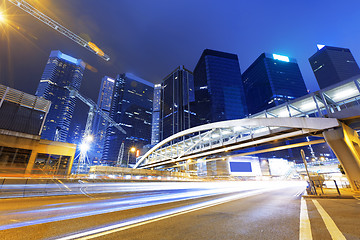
[252,76,360,119]
[138,76,360,169]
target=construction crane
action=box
[7,0,110,61]
[65,86,126,173]
[66,86,126,136]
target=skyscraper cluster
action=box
[34,44,360,168]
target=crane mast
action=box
[8,0,110,61]
[65,86,126,173]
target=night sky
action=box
[1,0,360,128]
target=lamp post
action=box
[127,147,136,168]
[301,149,316,195]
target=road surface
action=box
[0,181,359,239]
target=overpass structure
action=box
[134,76,360,190]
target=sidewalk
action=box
[303,187,360,199]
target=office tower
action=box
[159,66,195,140]
[35,50,85,142]
[90,76,115,165]
[242,53,307,115]
[67,123,82,145]
[309,45,360,89]
[102,73,154,166]
[151,84,161,145]
[192,49,247,126]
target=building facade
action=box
[309,45,360,89]
[159,66,195,141]
[102,73,154,166]
[35,50,85,142]
[67,123,82,145]
[91,76,115,165]
[0,84,76,176]
[242,53,307,115]
[151,84,161,145]
[192,49,247,126]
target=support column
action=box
[25,149,38,175]
[323,123,360,191]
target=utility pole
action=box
[301,149,316,195]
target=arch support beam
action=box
[323,123,360,191]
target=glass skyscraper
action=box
[102,73,154,166]
[151,84,161,145]
[242,53,308,160]
[309,45,360,89]
[91,76,115,165]
[67,123,82,145]
[159,66,195,141]
[35,50,85,142]
[242,53,307,115]
[192,49,247,126]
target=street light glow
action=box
[79,142,90,153]
[130,147,136,153]
[84,134,94,143]
[0,12,5,23]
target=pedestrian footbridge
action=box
[134,76,360,191]
[135,118,339,169]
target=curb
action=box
[302,195,355,199]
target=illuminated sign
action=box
[230,162,252,172]
[59,53,78,65]
[107,77,115,83]
[136,150,140,158]
[272,54,289,62]
[317,44,326,50]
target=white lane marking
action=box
[299,198,312,240]
[312,200,346,240]
[57,180,72,192]
[295,190,305,198]
[55,188,281,240]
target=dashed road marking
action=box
[312,200,346,240]
[299,198,312,240]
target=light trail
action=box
[0,181,274,198]
[55,185,293,240]
[0,181,304,231]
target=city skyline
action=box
[2,1,360,140]
[2,1,360,95]
[0,3,360,238]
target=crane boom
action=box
[8,0,110,61]
[65,86,126,134]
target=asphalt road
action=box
[0,181,359,240]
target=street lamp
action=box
[127,147,136,168]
